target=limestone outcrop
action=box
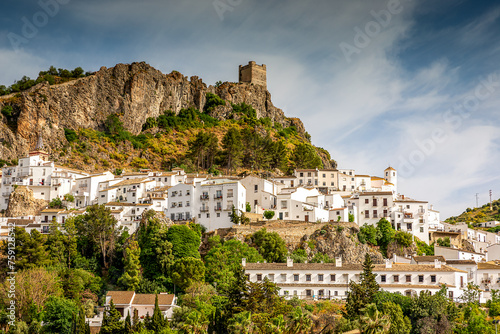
[5,186,48,217]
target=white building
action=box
[196,179,246,231]
[167,183,197,222]
[240,175,279,213]
[244,257,467,301]
[74,172,114,208]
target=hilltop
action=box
[445,198,500,226]
[0,62,335,174]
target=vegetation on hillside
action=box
[0,66,93,96]
[445,198,500,228]
[56,94,331,175]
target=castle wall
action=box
[239,61,267,88]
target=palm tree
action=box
[263,314,285,334]
[359,303,390,334]
[287,307,313,334]
[228,311,253,334]
[180,310,209,334]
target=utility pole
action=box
[490,190,493,211]
[475,193,479,208]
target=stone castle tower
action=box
[239,61,267,88]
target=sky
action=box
[1,0,499,218]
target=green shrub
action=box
[1,105,13,117]
[204,93,225,112]
[64,128,78,142]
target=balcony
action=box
[482,279,491,284]
[224,206,233,211]
[404,213,413,219]
[214,206,222,211]
[200,207,209,212]
[79,183,88,188]
[200,195,209,200]
[214,194,223,200]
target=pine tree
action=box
[132,309,142,332]
[100,300,123,334]
[150,294,165,332]
[345,253,380,320]
[222,127,243,173]
[118,240,142,291]
[124,311,132,334]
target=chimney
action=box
[385,259,392,269]
[242,258,246,267]
[393,253,397,263]
[335,256,342,267]
[434,258,441,269]
[287,257,293,267]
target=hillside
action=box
[0,62,335,174]
[445,198,500,226]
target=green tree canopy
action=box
[171,257,206,291]
[166,224,201,259]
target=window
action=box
[323,174,326,178]
[373,210,378,218]
[254,185,258,193]
[256,274,262,281]
[323,182,326,186]
[293,290,298,296]
[198,214,201,218]
[365,199,369,204]
[330,274,336,282]
[318,274,324,281]
[383,198,388,206]
[283,290,289,296]
[381,275,386,282]
[406,275,411,283]
[431,275,436,283]
[186,201,190,207]
[294,274,299,282]
[216,213,220,217]
[365,210,369,218]
[186,190,190,195]
[420,227,424,233]
[334,291,338,296]
[307,172,311,177]
[393,275,399,282]
[331,182,334,186]
[206,213,210,218]
[373,198,377,206]
[281,274,287,282]
[227,189,233,197]
[383,209,388,217]
[306,290,312,297]
[101,195,105,198]
[306,274,311,282]
[418,275,424,283]
[407,223,412,231]
[300,172,303,177]
[318,290,324,297]
[268,274,274,281]
[448,291,454,299]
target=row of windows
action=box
[364,198,389,206]
[253,273,437,283]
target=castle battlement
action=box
[239,61,267,88]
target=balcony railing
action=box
[214,194,223,199]
[200,195,209,200]
[214,206,222,211]
[200,207,209,212]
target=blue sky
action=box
[1,0,499,218]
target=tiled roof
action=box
[446,260,477,265]
[106,291,135,305]
[41,208,64,213]
[413,256,446,263]
[478,262,500,270]
[359,192,393,196]
[6,219,35,226]
[132,293,175,306]
[385,167,396,171]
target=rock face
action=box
[305,224,384,264]
[6,186,48,217]
[0,62,301,162]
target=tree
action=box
[291,143,322,169]
[358,225,379,246]
[460,283,481,305]
[63,193,75,203]
[188,131,219,170]
[49,197,64,208]
[166,224,201,259]
[359,303,390,334]
[75,204,118,270]
[381,301,410,334]
[246,202,251,212]
[345,254,379,320]
[437,237,451,247]
[263,210,275,221]
[287,307,313,334]
[149,295,166,332]
[4,228,51,271]
[42,296,77,334]
[251,228,288,263]
[227,311,253,334]
[124,311,132,334]
[377,218,395,256]
[222,127,243,173]
[348,213,355,222]
[171,257,206,291]
[100,300,123,334]
[118,240,142,291]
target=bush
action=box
[142,117,157,130]
[394,231,413,247]
[64,128,78,142]
[204,93,225,112]
[1,105,13,117]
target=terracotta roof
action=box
[413,256,446,263]
[132,294,175,306]
[106,177,151,189]
[106,291,135,305]
[371,177,385,180]
[7,219,35,226]
[105,202,152,207]
[385,167,396,171]
[355,175,370,177]
[359,192,393,196]
[478,263,500,270]
[41,208,64,213]
[446,260,477,265]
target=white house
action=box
[196,179,246,231]
[434,245,487,262]
[240,175,279,213]
[167,183,197,222]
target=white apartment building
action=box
[240,175,279,213]
[97,178,155,205]
[276,187,329,222]
[196,179,246,231]
[357,191,394,226]
[434,245,487,262]
[392,197,431,243]
[270,176,297,189]
[244,257,467,301]
[167,183,197,222]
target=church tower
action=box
[384,166,397,192]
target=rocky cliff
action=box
[0,62,301,162]
[5,186,48,217]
